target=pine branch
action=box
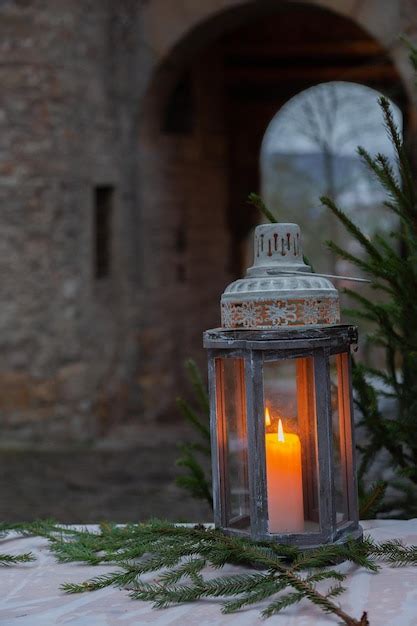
[378,96,417,215]
[176,444,212,506]
[175,361,212,506]
[0,552,34,566]
[309,570,346,586]
[62,566,140,593]
[36,525,363,624]
[366,537,417,567]
[158,557,206,585]
[176,397,210,441]
[325,240,378,277]
[184,359,210,417]
[321,196,382,263]
[402,36,417,73]
[222,579,286,613]
[357,146,410,220]
[359,482,387,520]
[261,591,304,618]
[130,549,362,624]
[4,520,417,625]
[247,192,278,223]
[293,541,378,573]
[0,520,83,538]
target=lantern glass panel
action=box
[330,353,351,524]
[263,357,320,534]
[215,357,250,530]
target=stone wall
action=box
[0,0,232,440]
[0,0,416,441]
[0,0,144,440]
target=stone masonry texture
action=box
[0,0,416,441]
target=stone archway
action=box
[135,0,414,422]
[141,0,417,100]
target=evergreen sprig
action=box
[175,359,212,508]
[0,551,34,566]
[247,192,277,223]
[319,44,417,506]
[358,482,387,520]
[4,520,417,625]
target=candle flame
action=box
[277,418,285,443]
[265,407,271,427]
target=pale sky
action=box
[262,81,402,158]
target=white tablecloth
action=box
[1,520,417,626]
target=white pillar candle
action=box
[265,417,304,533]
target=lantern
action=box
[204,223,362,548]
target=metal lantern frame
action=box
[204,324,363,549]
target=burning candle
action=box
[265,412,304,533]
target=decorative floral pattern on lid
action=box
[221,223,340,329]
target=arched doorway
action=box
[136,1,410,422]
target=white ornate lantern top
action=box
[221,223,340,329]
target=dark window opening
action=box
[163,72,194,134]
[94,185,113,279]
[175,220,187,283]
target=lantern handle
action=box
[266,269,371,284]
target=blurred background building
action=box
[0,0,416,520]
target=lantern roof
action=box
[221,223,340,329]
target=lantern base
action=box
[218,524,363,555]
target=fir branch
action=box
[222,578,285,613]
[326,584,346,599]
[184,359,210,417]
[261,591,304,617]
[176,398,210,441]
[4,520,417,625]
[378,95,417,214]
[308,569,346,583]
[0,520,83,538]
[62,566,140,593]
[47,523,370,623]
[0,552,34,566]
[325,240,378,277]
[175,361,212,507]
[247,192,277,223]
[357,146,410,220]
[402,36,417,73]
[176,444,212,506]
[366,537,417,567]
[293,541,378,573]
[321,196,382,263]
[359,482,387,520]
[158,557,206,585]
[52,541,104,565]
[175,466,212,506]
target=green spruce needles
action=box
[3,520,417,625]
